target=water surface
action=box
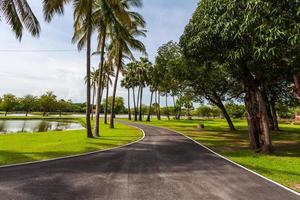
[0,120,84,134]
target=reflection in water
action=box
[0,120,84,134]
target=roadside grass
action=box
[127,118,300,192]
[0,121,143,166]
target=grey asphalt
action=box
[0,122,299,200]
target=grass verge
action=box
[0,121,143,166]
[126,118,300,192]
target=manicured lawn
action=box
[127,118,300,192]
[0,122,143,166]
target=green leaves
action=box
[0,0,40,40]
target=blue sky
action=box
[0,0,198,105]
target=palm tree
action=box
[128,61,139,121]
[85,67,98,120]
[103,61,114,124]
[91,68,99,120]
[136,57,151,121]
[108,15,147,128]
[92,0,139,136]
[0,0,40,40]
[44,0,94,138]
[121,73,132,120]
[147,65,155,121]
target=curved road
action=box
[0,122,299,200]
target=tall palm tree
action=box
[93,0,137,136]
[108,16,146,128]
[84,67,98,120]
[43,0,94,138]
[91,68,99,120]
[126,61,140,121]
[0,0,40,40]
[77,0,141,136]
[136,57,151,121]
[121,73,132,120]
[103,61,114,124]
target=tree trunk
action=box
[270,96,279,131]
[136,86,141,117]
[5,111,7,116]
[85,0,93,138]
[110,44,122,128]
[139,86,143,121]
[91,85,95,120]
[25,111,28,117]
[147,91,154,122]
[217,101,235,131]
[177,107,181,120]
[104,80,109,124]
[244,82,273,153]
[261,88,275,131]
[293,74,300,101]
[94,26,107,137]
[158,92,161,120]
[132,88,138,121]
[165,92,170,120]
[128,88,132,120]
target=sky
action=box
[0,0,198,106]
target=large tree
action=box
[180,0,300,153]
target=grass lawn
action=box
[0,121,143,166]
[126,118,300,192]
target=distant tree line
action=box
[0,92,126,116]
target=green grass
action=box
[0,121,143,166]
[126,118,300,192]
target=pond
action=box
[0,120,84,134]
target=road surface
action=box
[0,122,299,200]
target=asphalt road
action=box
[0,122,299,200]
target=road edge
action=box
[128,121,300,196]
[0,124,145,169]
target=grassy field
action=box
[126,118,300,192]
[0,121,143,166]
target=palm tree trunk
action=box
[94,26,107,137]
[158,92,161,120]
[165,92,170,120]
[137,86,141,115]
[91,85,95,120]
[147,91,154,122]
[173,95,176,107]
[104,79,109,124]
[132,88,138,121]
[85,0,93,138]
[139,86,143,121]
[128,88,132,120]
[110,44,122,128]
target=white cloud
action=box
[0,0,198,106]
